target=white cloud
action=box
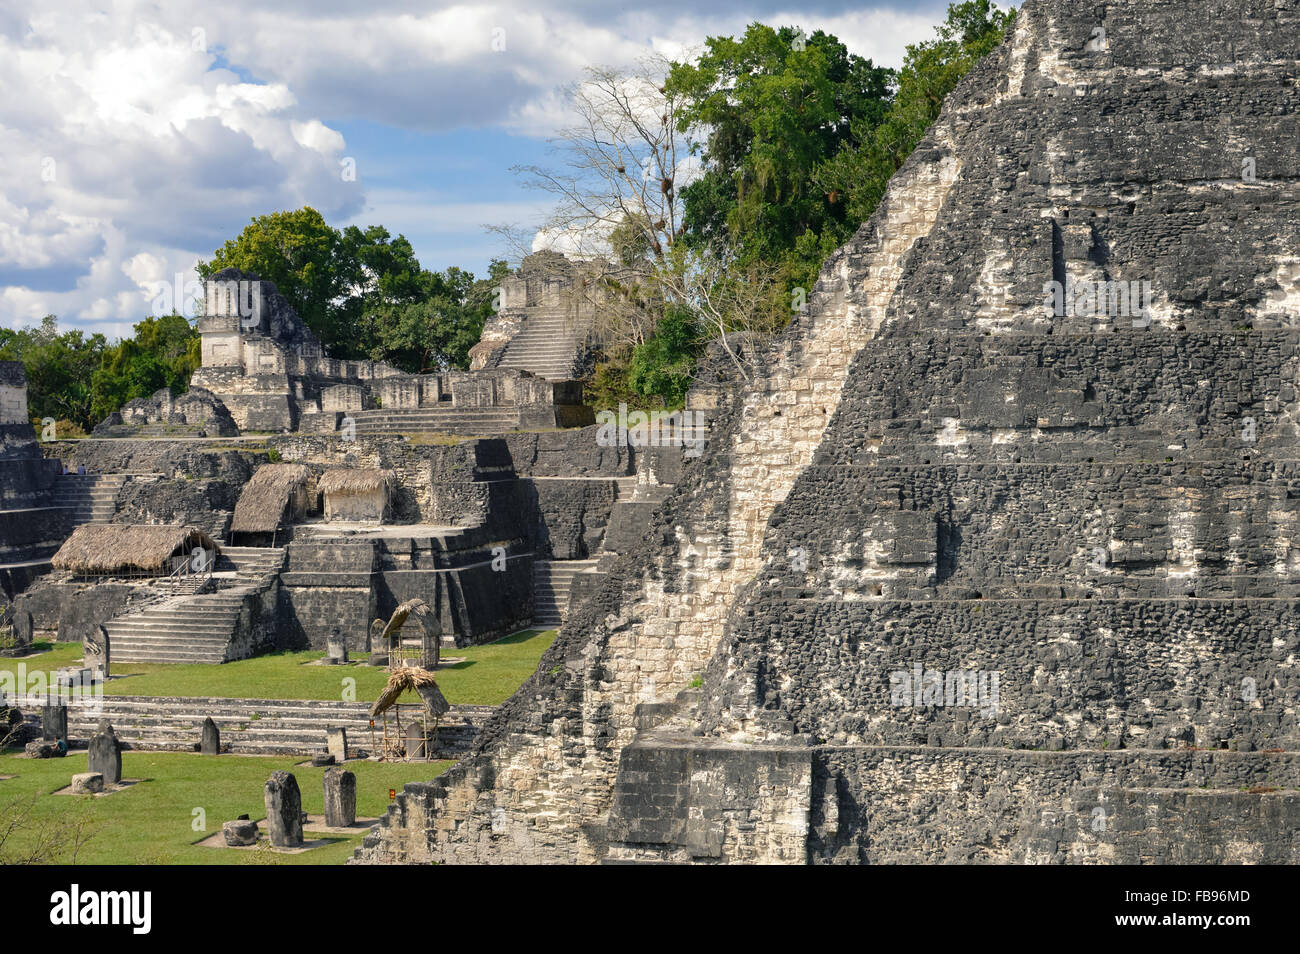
[0,0,949,332]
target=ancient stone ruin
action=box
[2,0,1296,868]
[87,721,122,785]
[323,767,356,828]
[264,770,303,848]
[352,0,1300,864]
[189,259,593,437]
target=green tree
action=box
[197,207,355,352]
[0,316,106,430]
[627,305,701,408]
[364,262,508,373]
[814,1,1015,224]
[90,313,200,421]
[667,24,893,290]
[199,208,494,372]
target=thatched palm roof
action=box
[376,598,431,642]
[370,666,450,718]
[318,468,393,495]
[230,463,311,533]
[52,525,220,573]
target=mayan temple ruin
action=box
[347,0,1300,864]
[1,0,1297,882]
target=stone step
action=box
[14,695,489,755]
[107,633,233,645]
[107,615,238,628]
[98,652,229,664]
[532,559,601,624]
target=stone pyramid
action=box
[356,0,1300,864]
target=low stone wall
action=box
[13,579,150,643]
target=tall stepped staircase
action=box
[497,306,591,380]
[105,548,286,664]
[47,473,131,524]
[533,558,601,627]
[347,405,525,438]
[14,695,492,758]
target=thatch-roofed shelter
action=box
[230,463,312,543]
[318,468,393,523]
[369,597,439,667]
[52,525,220,577]
[369,665,449,761]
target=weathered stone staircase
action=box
[533,558,601,626]
[15,694,492,757]
[347,405,525,438]
[497,305,591,380]
[214,546,287,586]
[47,473,130,524]
[105,547,286,664]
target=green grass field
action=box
[0,749,451,864]
[1,629,556,705]
[0,629,555,863]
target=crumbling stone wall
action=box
[93,386,238,437]
[529,480,618,559]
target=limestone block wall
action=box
[811,747,1300,864]
[529,479,618,559]
[604,739,812,864]
[502,427,631,478]
[279,541,379,650]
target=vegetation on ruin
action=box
[0,750,451,864]
[8,3,1015,428]
[2,629,556,705]
[198,207,507,373]
[1,312,200,432]
[527,1,1016,411]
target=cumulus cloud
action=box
[0,4,360,336]
[0,0,950,333]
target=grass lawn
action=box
[1,629,557,705]
[0,749,452,864]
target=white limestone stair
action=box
[533,558,601,626]
[105,547,286,664]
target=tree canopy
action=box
[667,24,893,291]
[198,207,498,373]
[578,2,1015,409]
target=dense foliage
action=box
[0,313,201,434]
[198,208,502,373]
[608,1,1014,408]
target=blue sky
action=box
[0,0,962,339]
